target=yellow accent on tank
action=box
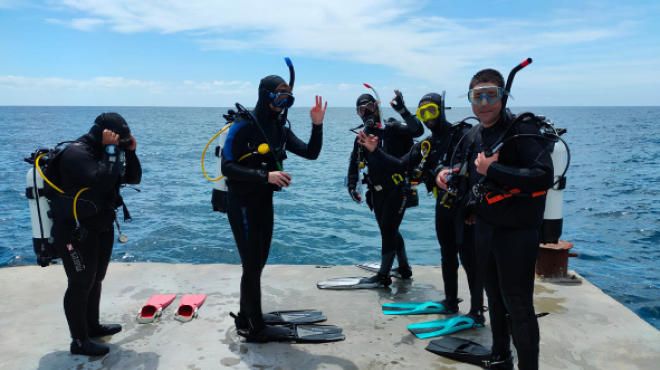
[201,124,232,182]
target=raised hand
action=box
[310,95,327,125]
[390,89,410,116]
[102,130,119,146]
[357,130,379,152]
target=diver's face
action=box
[418,100,437,130]
[269,103,284,113]
[471,82,502,128]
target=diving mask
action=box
[462,86,511,105]
[357,102,377,117]
[269,91,295,108]
[416,103,440,122]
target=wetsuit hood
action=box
[356,94,376,107]
[254,75,287,126]
[419,93,451,135]
[356,94,380,124]
[79,113,131,151]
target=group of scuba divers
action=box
[26,57,569,370]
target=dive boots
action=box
[70,338,110,356]
[360,273,393,288]
[398,265,413,279]
[88,323,122,337]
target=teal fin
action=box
[408,313,485,339]
[382,298,462,315]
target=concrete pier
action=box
[0,263,658,369]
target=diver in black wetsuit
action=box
[437,69,554,370]
[347,93,424,287]
[48,113,141,356]
[222,75,327,341]
[358,91,484,320]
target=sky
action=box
[1,0,659,107]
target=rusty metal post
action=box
[536,241,576,278]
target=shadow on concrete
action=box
[37,343,159,370]
[224,327,360,370]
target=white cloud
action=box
[338,84,359,91]
[0,0,22,8]
[0,75,158,90]
[213,80,242,86]
[45,0,635,83]
[295,83,325,91]
[46,18,105,31]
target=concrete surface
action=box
[0,263,658,370]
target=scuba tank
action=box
[25,154,56,267]
[209,121,232,213]
[206,57,295,212]
[539,119,568,244]
[24,145,72,266]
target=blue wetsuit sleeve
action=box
[487,123,554,192]
[221,120,269,182]
[285,123,323,160]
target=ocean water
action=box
[0,106,658,330]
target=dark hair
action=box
[469,69,505,89]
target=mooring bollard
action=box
[535,240,577,278]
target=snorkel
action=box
[501,58,532,112]
[285,57,295,88]
[363,83,384,129]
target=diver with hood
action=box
[437,67,554,369]
[222,74,327,342]
[48,113,141,356]
[346,91,424,288]
[358,91,485,325]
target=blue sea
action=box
[1,106,658,330]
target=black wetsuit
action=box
[222,110,322,331]
[371,116,481,312]
[347,118,424,277]
[50,134,141,342]
[457,111,553,370]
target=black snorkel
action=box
[285,57,295,88]
[278,57,295,129]
[280,57,295,122]
[479,57,533,158]
[501,57,532,112]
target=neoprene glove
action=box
[348,188,362,203]
[391,91,411,118]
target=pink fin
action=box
[176,294,207,318]
[140,294,176,318]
